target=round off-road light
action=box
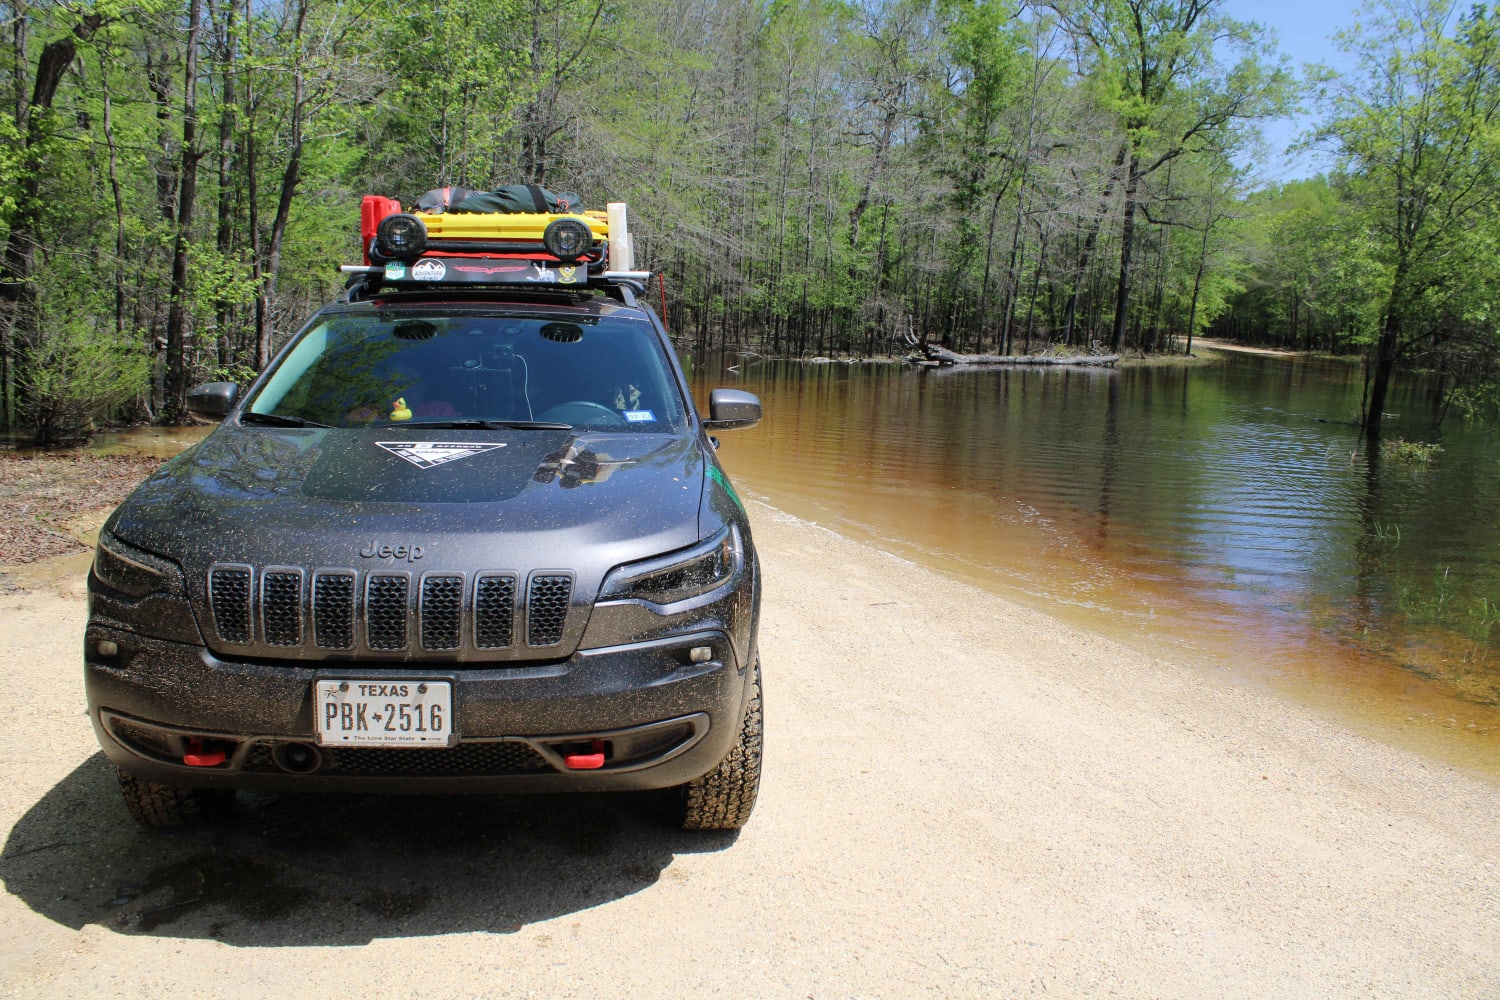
[376,213,428,260]
[542,217,594,262]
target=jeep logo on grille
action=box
[359,541,425,562]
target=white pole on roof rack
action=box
[607,203,634,272]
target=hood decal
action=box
[376,440,507,470]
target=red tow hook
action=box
[563,739,606,770]
[183,737,227,767]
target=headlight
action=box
[599,525,742,605]
[93,532,183,599]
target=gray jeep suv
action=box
[84,280,763,830]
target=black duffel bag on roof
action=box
[446,184,584,215]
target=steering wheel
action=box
[537,400,627,426]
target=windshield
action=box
[244,311,688,432]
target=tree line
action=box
[0,0,1495,443]
[1212,2,1500,434]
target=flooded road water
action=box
[690,348,1500,775]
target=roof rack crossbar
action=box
[337,263,652,290]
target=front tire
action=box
[117,769,227,828]
[679,658,762,830]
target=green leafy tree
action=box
[1051,0,1291,352]
[1316,0,1500,435]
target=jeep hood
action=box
[106,425,708,586]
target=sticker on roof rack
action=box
[375,256,592,287]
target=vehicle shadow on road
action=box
[0,753,735,945]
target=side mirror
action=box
[703,388,762,431]
[186,382,240,420]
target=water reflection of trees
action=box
[293,333,408,425]
[708,351,1500,710]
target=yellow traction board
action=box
[416,210,609,242]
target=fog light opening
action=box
[96,639,119,657]
[271,742,323,774]
[689,645,713,664]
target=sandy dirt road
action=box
[1,499,1497,998]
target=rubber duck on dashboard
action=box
[390,397,412,421]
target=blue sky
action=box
[1221,0,1363,182]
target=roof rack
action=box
[337,277,645,308]
[342,194,651,298]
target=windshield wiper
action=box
[240,411,330,428]
[403,419,573,431]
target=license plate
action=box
[314,679,454,747]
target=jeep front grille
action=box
[207,564,575,657]
[313,571,356,649]
[209,566,252,644]
[262,569,303,646]
[365,574,410,650]
[474,573,517,649]
[527,574,573,646]
[421,574,464,651]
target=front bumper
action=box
[85,624,751,794]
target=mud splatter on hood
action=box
[105,425,708,584]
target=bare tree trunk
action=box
[213,0,239,371]
[977,187,1005,353]
[163,0,205,421]
[256,0,308,369]
[145,41,178,223]
[96,58,125,339]
[1023,224,1049,354]
[7,7,27,125]
[248,113,267,368]
[1185,259,1205,357]
[849,105,899,248]
[1109,152,1141,355]
[1000,182,1027,355]
[1365,283,1405,438]
[1062,143,1127,346]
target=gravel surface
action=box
[1,495,1497,997]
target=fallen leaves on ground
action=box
[0,453,162,565]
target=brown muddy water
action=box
[688,348,1500,777]
[38,347,1500,776]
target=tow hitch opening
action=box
[563,739,608,770]
[183,737,229,767]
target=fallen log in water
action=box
[923,344,1120,367]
